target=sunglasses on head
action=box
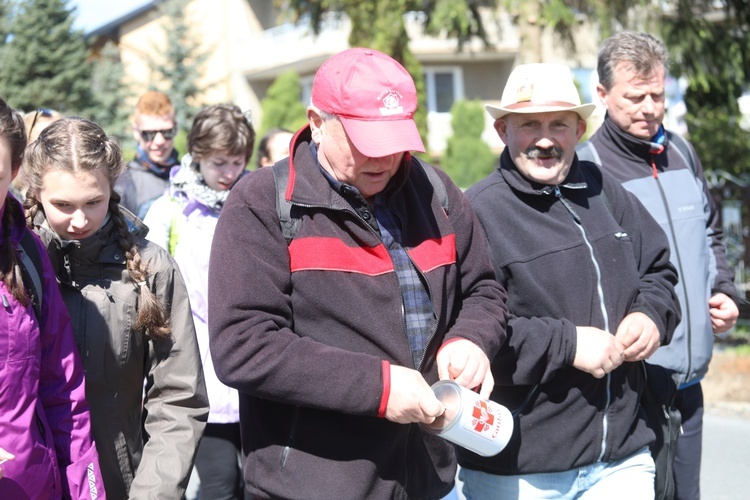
[138,127,177,142]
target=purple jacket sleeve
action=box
[34,232,106,500]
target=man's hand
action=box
[615,312,661,361]
[573,327,624,378]
[709,293,739,334]
[385,365,445,424]
[436,339,494,399]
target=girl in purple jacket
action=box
[0,99,105,498]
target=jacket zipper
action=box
[288,198,437,492]
[651,158,692,384]
[554,185,612,461]
[280,406,300,470]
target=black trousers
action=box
[673,383,704,500]
[193,422,249,500]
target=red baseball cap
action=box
[311,48,425,157]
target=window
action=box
[424,67,463,113]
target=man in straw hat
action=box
[458,62,681,497]
[207,47,508,499]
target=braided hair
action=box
[0,97,29,304]
[23,117,170,339]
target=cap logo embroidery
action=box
[378,89,404,116]
[516,80,533,103]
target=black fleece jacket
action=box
[208,127,508,499]
[460,150,680,474]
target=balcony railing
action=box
[242,9,519,75]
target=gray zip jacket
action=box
[581,115,738,387]
[34,208,208,499]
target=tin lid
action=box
[423,380,462,433]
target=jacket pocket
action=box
[33,403,63,498]
[75,286,137,391]
[0,288,38,361]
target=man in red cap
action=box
[207,48,508,499]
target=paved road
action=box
[702,409,750,499]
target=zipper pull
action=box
[554,186,581,224]
[2,294,9,308]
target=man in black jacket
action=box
[458,62,681,498]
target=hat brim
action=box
[486,102,597,120]
[339,116,425,158]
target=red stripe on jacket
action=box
[408,234,456,272]
[289,234,457,275]
[289,237,394,275]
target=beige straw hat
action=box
[486,63,596,120]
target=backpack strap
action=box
[666,130,697,177]
[412,155,450,214]
[167,197,183,255]
[18,229,43,320]
[272,162,301,245]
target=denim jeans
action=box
[459,447,654,499]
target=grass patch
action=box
[716,323,750,353]
[731,344,750,356]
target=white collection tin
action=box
[423,380,513,457]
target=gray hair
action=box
[309,99,337,122]
[597,31,669,91]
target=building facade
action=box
[88,0,599,156]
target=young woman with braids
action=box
[0,99,105,498]
[23,117,209,499]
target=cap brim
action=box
[339,117,425,158]
[486,103,597,120]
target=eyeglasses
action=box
[137,127,177,142]
[28,108,54,141]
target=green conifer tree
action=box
[440,99,495,189]
[89,40,132,140]
[0,0,92,113]
[258,70,308,137]
[253,69,307,166]
[149,0,208,132]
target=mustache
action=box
[525,146,563,159]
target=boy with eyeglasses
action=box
[115,91,181,219]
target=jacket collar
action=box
[286,125,410,209]
[133,146,180,180]
[599,113,667,161]
[37,206,147,279]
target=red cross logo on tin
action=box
[471,400,494,433]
